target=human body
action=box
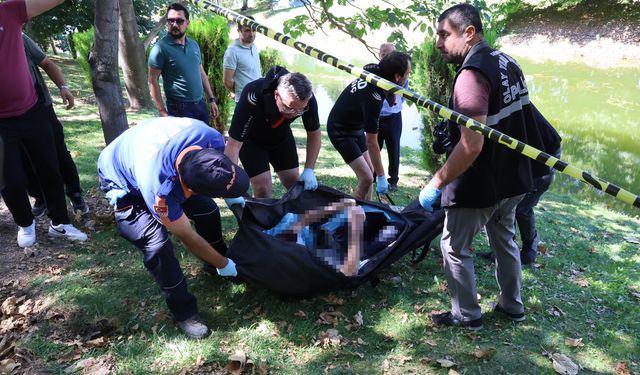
[223,17,262,102]
[0,0,88,247]
[225,66,321,198]
[327,52,412,200]
[420,4,546,329]
[148,3,219,124]
[97,117,248,339]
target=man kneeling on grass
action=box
[97,117,249,339]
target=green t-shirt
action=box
[148,35,203,102]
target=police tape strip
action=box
[188,0,640,210]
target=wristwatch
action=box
[59,85,70,90]
[208,96,216,103]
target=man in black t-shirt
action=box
[225,67,321,199]
[327,52,412,200]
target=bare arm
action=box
[26,0,64,19]
[148,67,168,116]
[365,132,385,176]
[160,214,229,268]
[430,115,486,188]
[223,68,236,93]
[199,64,218,118]
[39,57,74,109]
[304,129,322,169]
[224,137,244,165]
[291,198,356,231]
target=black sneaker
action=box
[478,251,495,261]
[388,183,398,192]
[493,303,526,322]
[431,311,483,330]
[520,250,536,265]
[32,198,46,217]
[69,194,89,214]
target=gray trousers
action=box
[440,194,525,322]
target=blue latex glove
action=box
[224,196,245,208]
[217,258,237,277]
[105,189,126,206]
[299,168,318,191]
[419,184,442,212]
[376,175,389,194]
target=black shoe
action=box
[69,194,89,214]
[520,250,536,265]
[477,251,495,261]
[493,303,525,322]
[388,184,398,192]
[32,198,46,217]
[431,311,483,330]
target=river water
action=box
[265,42,640,217]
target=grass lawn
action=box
[10,56,639,375]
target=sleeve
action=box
[23,34,46,65]
[228,83,259,141]
[194,42,202,66]
[2,1,29,24]
[148,43,165,70]
[301,95,320,132]
[452,69,490,120]
[363,88,384,134]
[222,47,237,70]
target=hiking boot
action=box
[478,251,495,261]
[31,198,46,217]
[17,220,37,248]
[431,311,483,330]
[177,314,209,339]
[520,250,537,265]
[493,303,526,322]
[69,194,89,215]
[388,183,398,193]
[48,222,89,242]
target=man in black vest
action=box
[419,4,545,329]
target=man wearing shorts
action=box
[224,66,321,199]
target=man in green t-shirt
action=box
[148,3,219,125]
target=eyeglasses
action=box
[167,18,186,25]
[275,90,308,116]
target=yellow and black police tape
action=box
[188,0,640,210]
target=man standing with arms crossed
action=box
[223,16,262,103]
[419,4,545,329]
[0,0,88,247]
[149,3,219,124]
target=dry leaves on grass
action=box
[613,361,632,375]
[0,358,20,374]
[436,358,456,368]
[551,353,579,375]
[564,337,584,348]
[64,354,116,375]
[354,311,364,326]
[318,310,344,326]
[571,278,590,287]
[548,305,565,317]
[321,295,345,305]
[623,236,639,244]
[315,329,342,348]
[472,346,495,360]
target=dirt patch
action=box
[499,0,640,68]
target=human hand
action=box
[419,184,441,212]
[159,109,169,117]
[224,196,245,208]
[217,258,237,277]
[299,168,318,191]
[60,87,75,110]
[210,101,219,119]
[375,175,388,194]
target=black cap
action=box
[179,149,249,198]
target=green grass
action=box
[18,55,640,375]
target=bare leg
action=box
[348,154,374,200]
[340,205,365,277]
[250,171,273,198]
[276,167,300,191]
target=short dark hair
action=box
[438,3,483,35]
[238,15,255,29]
[379,51,412,82]
[167,3,189,20]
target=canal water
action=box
[263,41,640,217]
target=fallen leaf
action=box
[315,329,341,347]
[551,353,579,375]
[571,278,590,287]
[86,336,107,347]
[226,351,246,374]
[449,370,461,375]
[623,236,639,244]
[564,337,584,348]
[613,361,631,375]
[548,305,564,317]
[0,358,20,373]
[401,313,409,323]
[321,295,345,305]
[396,355,412,365]
[1,297,17,316]
[425,339,437,347]
[356,338,366,345]
[294,310,306,318]
[473,346,495,359]
[258,359,268,375]
[438,282,447,292]
[318,311,343,325]
[436,358,456,368]
[353,352,364,358]
[354,311,363,326]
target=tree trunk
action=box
[142,17,166,51]
[49,36,58,55]
[118,0,151,110]
[90,0,128,145]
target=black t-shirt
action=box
[228,75,320,146]
[326,77,386,137]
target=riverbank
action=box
[499,0,640,68]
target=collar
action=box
[235,39,254,49]
[461,40,490,67]
[165,34,189,46]
[175,145,203,199]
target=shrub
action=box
[72,28,94,86]
[259,47,284,75]
[188,16,231,132]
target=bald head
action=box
[379,43,395,60]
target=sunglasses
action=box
[167,18,186,26]
[275,90,308,116]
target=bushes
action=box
[188,16,231,132]
[72,28,94,86]
[259,47,284,75]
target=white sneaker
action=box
[17,220,37,247]
[48,222,88,241]
[176,314,209,339]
